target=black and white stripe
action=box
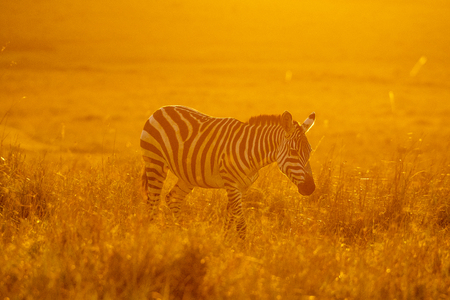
[140,105,315,238]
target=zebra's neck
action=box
[245,123,284,170]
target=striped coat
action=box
[141,106,315,238]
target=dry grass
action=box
[1,135,449,299]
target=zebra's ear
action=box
[281,111,294,133]
[302,112,315,133]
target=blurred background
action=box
[1,0,449,167]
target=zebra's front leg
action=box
[225,188,247,239]
[166,179,194,224]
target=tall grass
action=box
[1,138,450,299]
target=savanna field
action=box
[1,0,450,299]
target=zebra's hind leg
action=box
[142,158,168,221]
[224,188,247,239]
[166,179,194,224]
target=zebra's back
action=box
[140,106,243,188]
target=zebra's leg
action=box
[166,179,194,224]
[142,157,168,221]
[225,188,247,239]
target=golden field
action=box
[1,0,450,298]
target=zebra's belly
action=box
[168,164,225,189]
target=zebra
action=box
[140,105,315,238]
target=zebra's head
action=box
[277,111,316,196]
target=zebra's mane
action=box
[246,114,282,126]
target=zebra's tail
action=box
[141,166,149,202]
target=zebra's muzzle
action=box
[297,174,315,196]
